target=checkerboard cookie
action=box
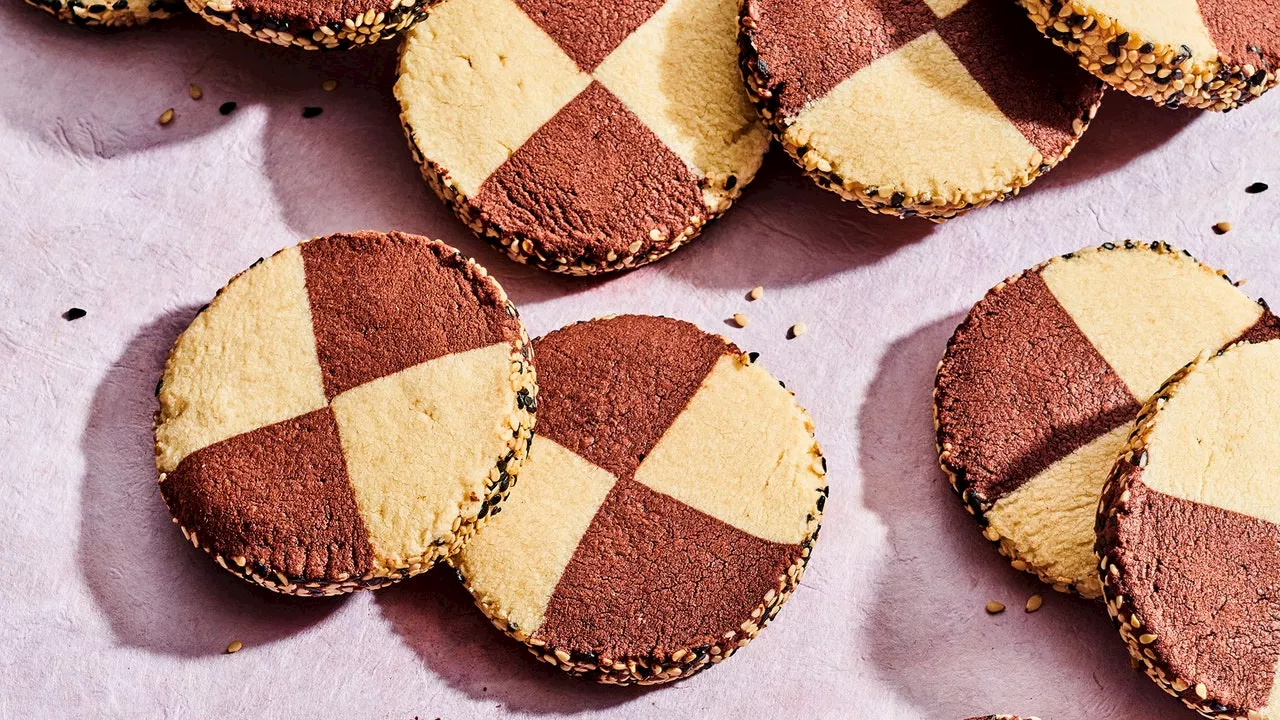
[154,231,536,596]
[1021,0,1280,110]
[26,0,182,26]
[1098,339,1280,719]
[394,0,770,275]
[187,0,430,49]
[935,242,1279,598]
[452,315,827,684]
[739,0,1104,220]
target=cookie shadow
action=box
[857,315,1187,719]
[374,567,651,716]
[76,306,345,658]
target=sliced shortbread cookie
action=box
[738,0,1103,220]
[394,0,770,275]
[187,0,431,49]
[452,315,826,684]
[1021,0,1280,110]
[25,0,183,26]
[935,242,1278,598]
[154,231,535,596]
[1098,340,1280,719]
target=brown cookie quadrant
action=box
[512,0,667,71]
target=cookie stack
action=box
[153,231,827,684]
[936,241,1280,719]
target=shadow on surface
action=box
[76,307,344,658]
[376,567,652,716]
[857,315,1187,719]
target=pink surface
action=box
[2,6,1279,718]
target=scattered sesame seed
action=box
[158,108,175,126]
[189,83,203,101]
[1025,594,1043,613]
[732,313,749,328]
[748,285,764,301]
[225,640,243,654]
[302,106,324,119]
[219,101,238,116]
[1246,182,1269,194]
[321,79,338,92]
[788,322,807,339]
[62,307,87,321]
[985,601,1005,615]
[1212,221,1232,235]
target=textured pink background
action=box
[3,6,1279,718]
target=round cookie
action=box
[153,231,536,596]
[451,315,827,684]
[1098,340,1280,719]
[186,0,430,49]
[25,0,183,26]
[394,0,770,275]
[1020,0,1280,111]
[738,0,1104,221]
[935,241,1279,598]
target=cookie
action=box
[451,315,826,684]
[935,241,1279,598]
[1098,339,1280,719]
[1021,0,1280,111]
[738,0,1104,221]
[186,0,430,49]
[25,0,183,26]
[153,231,536,596]
[394,0,770,275]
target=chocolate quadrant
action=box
[512,0,668,71]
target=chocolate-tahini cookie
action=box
[1020,0,1280,110]
[394,0,770,275]
[25,0,183,26]
[187,0,430,49]
[154,231,535,596]
[935,242,1279,598]
[1098,340,1280,719]
[738,0,1103,221]
[452,315,826,684]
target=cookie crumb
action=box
[302,106,324,119]
[1246,182,1269,194]
[62,307,87,321]
[985,601,1005,615]
[158,108,175,126]
[1025,594,1043,613]
[748,285,764,301]
[225,640,243,654]
[1212,221,1232,235]
[189,83,203,101]
[731,313,749,328]
[321,79,338,92]
[219,101,238,116]
[788,322,807,339]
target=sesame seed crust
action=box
[736,0,1101,222]
[934,240,1254,599]
[1019,0,1278,111]
[24,0,183,27]
[153,238,538,597]
[185,0,431,50]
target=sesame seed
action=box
[219,101,238,116]
[189,83,203,100]
[321,79,338,92]
[788,322,807,339]
[1138,633,1158,644]
[1025,594,1043,613]
[1212,221,1232,235]
[1246,182,1269,194]
[62,307,87,321]
[225,640,243,654]
[1195,683,1208,699]
[302,106,324,119]
[732,313,749,328]
[748,285,764,301]
[158,108,175,126]
[985,601,1005,615]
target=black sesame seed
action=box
[219,101,238,115]
[1247,182,1269,194]
[155,378,163,397]
[302,106,324,119]
[112,0,127,8]
[747,351,760,363]
[62,307,87,321]
[724,175,737,190]
[1138,42,1153,54]
[1102,242,1116,250]
[88,4,105,12]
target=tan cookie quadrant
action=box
[453,315,826,684]
[739,0,1103,220]
[154,231,535,596]
[936,242,1274,598]
[1098,340,1280,719]
[395,0,769,275]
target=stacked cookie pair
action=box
[936,241,1280,720]
[152,230,827,684]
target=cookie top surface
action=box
[1098,339,1280,718]
[453,315,826,683]
[935,242,1276,596]
[154,231,534,594]
[394,0,770,273]
[740,0,1103,216]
